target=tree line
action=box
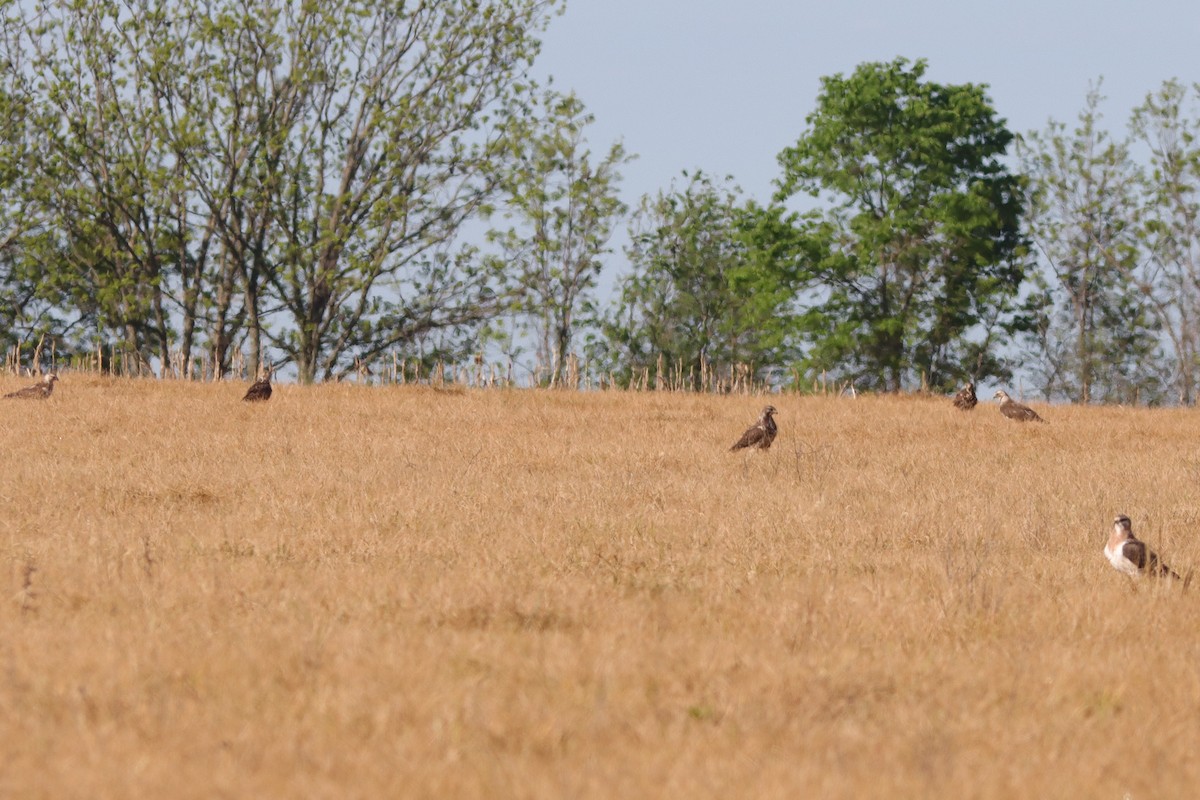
[2,1,1199,403]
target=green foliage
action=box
[776,58,1029,392]
[1,0,563,380]
[595,171,800,388]
[1129,79,1200,404]
[486,91,630,386]
[1018,85,1166,403]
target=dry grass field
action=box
[3,375,1200,798]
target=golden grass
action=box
[2,376,1199,798]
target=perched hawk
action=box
[993,390,1046,423]
[242,366,273,402]
[730,405,778,451]
[952,382,977,410]
[4,373,58,400]
[1105,515,1181,580]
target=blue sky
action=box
[534,0,1200,208]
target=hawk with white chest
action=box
[1104,515,1181,580]
[993,390,1045,423]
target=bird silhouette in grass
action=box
[729,405,778,452]
[4,373,58,400]
[242,365,273,402]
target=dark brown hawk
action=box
[242,366,273,402]
[1105,515,1181,580]
[4,373,58,400]
[952,382,977,410]
[993,390,1046,423]
[730,405,778,451]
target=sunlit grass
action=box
[2,376,1198,798]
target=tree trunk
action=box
[152,282,171,379]
[212,287,231,381]
[245,277,262,378]
[1084,292,1094,407]
[123,323,140,376]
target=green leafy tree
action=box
[598,171,800,388]
[1019,86,1165,403]
[1130,79,1200,404]
[2,0,562,381]
[0,32,43,355]
[253,0,562,382]
[0,39,28,257]
[776,57,1028,392]
[161,0,283,379]
[0,49,76,368]
[4,0,192,374]
[488,92,631,387]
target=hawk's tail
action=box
[1159,561,1184,582]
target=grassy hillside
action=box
[2,376,1198,798]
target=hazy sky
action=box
[534,0,1200,209]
